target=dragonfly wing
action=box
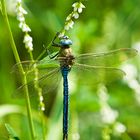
[75,48,137,66]
[12,65,62,98]
[37,68,61,95]
[12,58,60,86]
[71,63,125,86]
[12,57,60,74]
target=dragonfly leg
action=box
[52,32,62,47]
[46,49,59,59]
[35,32,61,60]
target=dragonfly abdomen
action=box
[61,67,70,138]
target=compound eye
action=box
[60,36,72,45]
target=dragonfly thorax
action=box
[58,47,75,68]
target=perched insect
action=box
[13,33,137,140]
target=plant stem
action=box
[29,51,34,61]
[1,0,21,66]
[23,75,36,140]
[40,112,46,140]
[1,0,36,139]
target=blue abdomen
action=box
[61,67,70,135]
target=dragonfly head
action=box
[59,36,73,47]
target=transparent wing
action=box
[75,48,137,66]
[13,67,61,98]
[12,55,60,74]
[12,57,61,98]
[70,63,126,86]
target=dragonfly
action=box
[14,33,137,140]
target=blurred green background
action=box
[0,0,140,140]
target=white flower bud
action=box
[40,96,44,102]
[58,31,65,38]
[23,34,32,42]
[41,106,45,111]
[72,2,85,13]
[17,14,25,22]
[73,12,79,19]
[114,122,126,134]
[64,23,70,30]
[69,20,74,28]
[23,34,33,51]
[18,5,27,14]
[22,23,31,32]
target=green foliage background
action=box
[0,0,140,140]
